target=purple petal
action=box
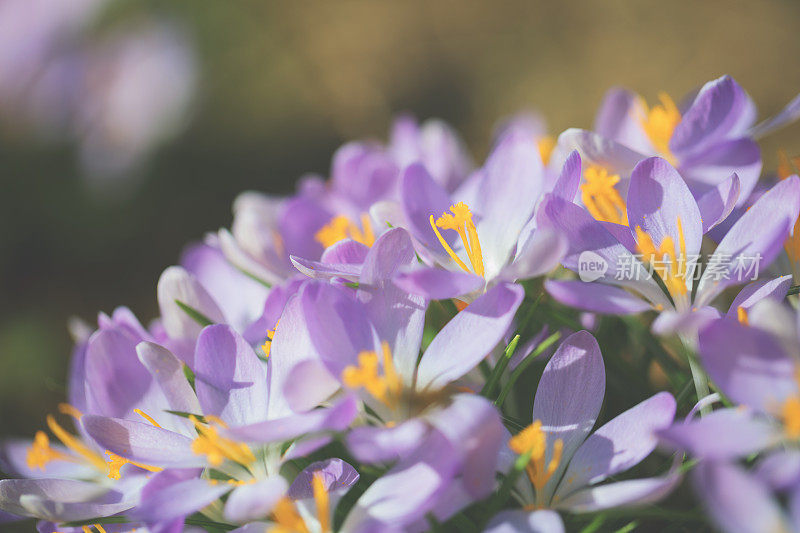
[157,266,225,341]
[699,319,797,412]
[558,392,676,497]
[415,283,524,391]
[657,408,781,460]
[320,239,370,264]
[282,359,341,413]
[500,228,567,283]
[692,461,791,533]
[545,280,652,315]
[749,92,800,139]
[551,150,581,202]
[593,88,653,155]
[290,255,362,282]
[696,173,740,233]
[697,176,800,305]
[627,157,703,264]
[132,473,230,523]
[650,306,720,337]
[223,477,287,523]
[345,420,430,463]
[288,458,360,499]
[558,474,681,512]
[532,331,605,499]
[485,509,565,533]
[0,440,94,480]
[0,479,133,521]
[400,163,456,251]
[136,341,200,433]
[394,267,485,300]
[81,415,200,467]
[194,325,268,426]
[679,138,761,202]
[552,128,644,180]
[755,450,800,491]
[726,276,793,319]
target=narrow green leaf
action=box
[175,299,214,327]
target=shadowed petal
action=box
[558,474,681,512]
[157,266,225,341]
[0,479,133,521]
[545,280,652,315]
[485,509,565,533]
[223,477,287,523]
[394,267,484,300]
[696,173,740,233]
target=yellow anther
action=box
[26,431,73,470]
[45,415,108,472]
[638,92,681,165]
[261,321,279,359]
[510,420,564,492]
[737,306,749,326]
[781,396,800,438]
[537,135,556,165]
[313,472,331,533]
[315,214,375,248]
[190,416,254,467]
[635,217,689,301]
[430,203,485,277]
[81,526,107,533]
[341,341,402,408]
[58,403,83,420]
[271,497,310,533]
[105,450,162,480]
[134,409,162,428]
[580,166,629,225]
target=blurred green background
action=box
[3,0,800,452]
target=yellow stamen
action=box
[781,396,800,438]
[58,403,83,420]
[312,472,331,533]
[134,409,162,428]
[26,431,74,470]
[638,92,681,165]
[105,450,163,480]
[315,214,375,248]
[580,166,629,225]
[81,526,107,533]
[635,216,689,300]
[270,497,310,533]
[190,416,254,467]
[341,341,402,407]
[737,306,749,325]
[430,203,485,276]
[261,321,279,359]
[509,420,563,492]
[537,136,555,165]
[46,415,108,472]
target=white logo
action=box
[578,251,608,282]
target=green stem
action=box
[481,335,521,397]
[495,331,562,407]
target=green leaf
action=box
[175,299,214,327]
[165,409,206,423]
[182,363,196,390]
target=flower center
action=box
[315,214,375,248]
[635,217,690,305]
[341,341,402,408]
[737,306,749,325]
[105,409,164,479]
[26,405,108,473]
[190,416,255,467]
[537,135,555,165]
[429,202,485,277]
[261,321,279,359]
[510,420,563,494]
[271,497,310,533]
[313,472,331,533]
[638,92,681,165]
[580,165,629,225]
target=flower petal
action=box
[557,474,680,512]
[394,267,485,300]
[695,172,740,233]
[223,477,287,523]
[157,266,225,342]
[485,509,565,533]
[545,280,652,315]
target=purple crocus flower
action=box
[540,155,800,333]
[486,331,677,532]
[391,129,566,303]
[551,76,800,212]
[659,301,800,460]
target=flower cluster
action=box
[3,76,800,532]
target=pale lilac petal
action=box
[132,474,230,523]
[0,479,133,521]
[650,306,720,337]
[157,266,225,341]
[532,331,605,500]
[0,440,94,480]
[552,128,645,180]
[499,227,567,282]
[558,474,681,512]
[749,92,800,139]
[699,320,797,412]
[282,359,341,413]
[558,392,676,497]
[679,138,761,201]
[400,163,456,251]
[81,415,201,467]
[346,420,430,463]
[755,450,800,491]
[194,325,268,426]
[593,88,653,155]
[320,239,370,264]
[545,280,652,315]
[551,150,581,202]
[394,267,485,300]
[485,509,565,533]
[696,172,740,233]
[657,408,781,460]
[357,228,428,385]
[726,276,793,319]
[627,157,703,266]
[692,461,791,533]
[415,283,524,391]
[224,395,357,444]
[223,477,287,523]
[290,255,362,282]
[697,176,800,305]
[475,130,545,278]
[288,458,359,499]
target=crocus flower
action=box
[490,331,678,532]
[540,155,800,332]
[659,301,800,460]
[551,75,800,214]
[392,129,566,302]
